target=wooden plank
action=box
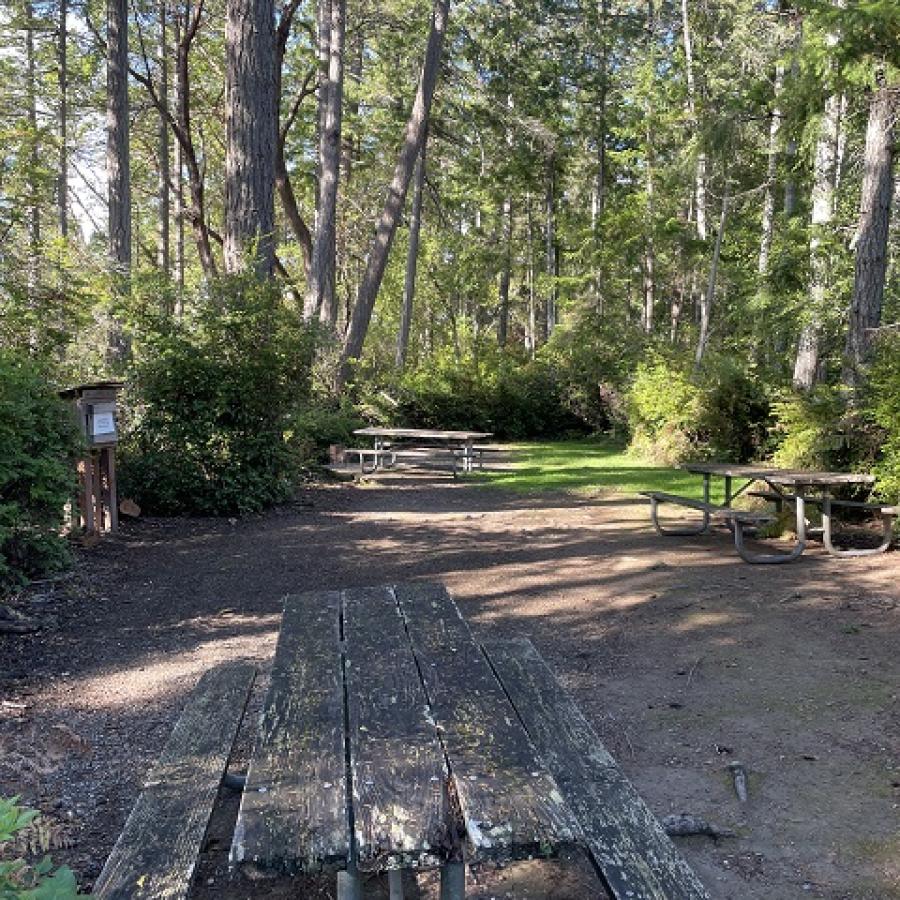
[93,662,256,900]
[231,591,348,875]
[483,639,710,900]
[343,586,453,872]
[394,582,580,863]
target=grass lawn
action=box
[475,437,725,502]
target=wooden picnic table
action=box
[643,462,894,563]
[351,427,494,474]
[228,583,709,899]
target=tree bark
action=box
[793,89,841,390]
[158,0,170,277]
[843,76,896,388]
[758,63,784,277]
[107,0,131,272]
[25,0,40,263]
[680,0,706,241]
[173,6,184,302]
[337,0,450,389]
[545,160,557,338]
[58,0,68,238]
[310,0,345,326]
[396,135,426,368]
[224,0,276,277]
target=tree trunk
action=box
[337,0,450,389]
[158,0,170,277]
[526,192,536,357]
[793,89,841,390]
[545,160,557,338]
[107,0,131,272]
[224,0,276,277]
[758,63,784,277]
[58,0,68,238]
[498,195,512,346]
[396,135,426,368]
[310,0,345,327]
[843,76,895,388]
[25,0,40,263]
[695,184,729,366]
[680,0,706,241]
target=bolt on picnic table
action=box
[642,462,896,564]
[229,583,709,899]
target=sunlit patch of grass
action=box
[472,437,724,501]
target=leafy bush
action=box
[626,354,771,464]
[869,334,900,500]
[0,796,80,898]
[0,352,80,593]
[389,349,587,439]
[119,277,316,516]
[286,402,364,463]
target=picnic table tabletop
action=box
[353,427,494,441]
[230,583,579,880]
[683,462,875,488]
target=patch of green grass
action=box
[473,437,724,501]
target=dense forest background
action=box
[0,0,898,581]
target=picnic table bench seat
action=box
[484,638,710,900]
[93,662,256,900]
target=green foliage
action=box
[0,797,80,898]
[286,402,364,463]
[869,335,900,500]
[0,352,79,594]
[626,355,771,464]
[118,277,316,516]
[390,348,587,440]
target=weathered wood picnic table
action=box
[93,582,708,899]
[643,462,896,564]
[349,427,494,475]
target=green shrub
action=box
[626,354,771,464]
[389,349,587,439]
[0,352,80,593]
[0,796,81,898]
[286,402,364,463]
[869,334,900,500]
[119,277,316,516]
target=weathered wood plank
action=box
[483,638,710,900]
[343,586,453,871]
[394,582,580,863]
[231,591,348,875]
[93,662,256,900]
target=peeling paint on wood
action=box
[230,592,348,875]
[93,662,256,900]
[394,582,581,863]
[483,638,710,900]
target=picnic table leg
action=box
[439,861,465,899]
[724,475,732,507]
[388,869,404,899]
[649,495,711,536]
[337,866,362,900]
[732,492,806,564]
[822,497,895,557]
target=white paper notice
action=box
[92,412,116,435]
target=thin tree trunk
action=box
[526,192,536,357]
[311,0,345,327]
[498,195,511,346]
[158,0,170,277]
[172,5,185,301]
[396,134,426,368]
[25,0,40,264]
[758,63,785,276]
[58,0,68,238]
[591,0,609,229]
[843,75,895,388]
[107,0,131,272]
[642,0,656,333]
[224,0,276,277]
[793,90,841,390]
[695,184,729,366]
[337,0,450,389]
[545,160,557,338]
[681,0,706,240]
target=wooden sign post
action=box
[59,382,124,535]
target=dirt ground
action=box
[1,468,898,899]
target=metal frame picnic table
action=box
[648,462,889,564]
[352,427,494,474]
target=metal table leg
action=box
[440,861,465,899]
